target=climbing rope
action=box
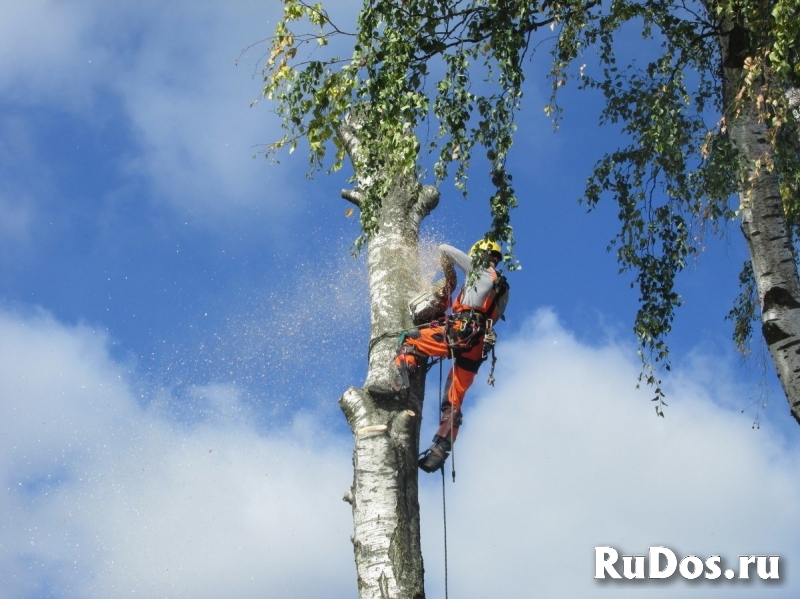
[441,466,449,599]
[449,366,456,483]
[367,318,446,362]
[438,359,450,599]
[367,312,477,364]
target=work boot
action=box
[367,363,411,400]
[367,384,398,400]
[418,443,449,473]
[393,362,411,391]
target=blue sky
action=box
[1,1,799,598]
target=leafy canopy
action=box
[262,0,800,408]
[549,0,800,408]
[262,0,582,260]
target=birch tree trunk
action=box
[716,15,800,424]
[785,86,800,156]
[337,115,439,599]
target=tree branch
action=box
[337,110,365,166]
[411,184,440,225]
[339,386,375,432]
[342,188,364,206]
[337,109,377,189]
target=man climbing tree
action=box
[262,0,800,424]
[260,0,800,597]
[261,2,528,597]
[368,240,509,473]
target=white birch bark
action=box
[337,114,439,599]
[715,14,800,424]
[734,107,800,425]
[785,86,800,157]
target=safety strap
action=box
[484,270,509,322]
[366,318,447,361]
[446,312,485,353]
[437,359,456,482]
[437,359,452,599]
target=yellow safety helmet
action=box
[469,239,502,260]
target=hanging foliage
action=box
[262,0,800,413]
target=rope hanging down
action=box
[441,467,449,599]
[367,317,444,361]
[438,359,450,599]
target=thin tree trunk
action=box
[735,108,800,425]
[715,12,800,424]
[337,115,439,599]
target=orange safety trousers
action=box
[395,321,485,444]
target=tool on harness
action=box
[446,311,484,351]
[482,319,496,357]
[481,319,498,386]
[486,346,497,386]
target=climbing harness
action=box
[366,316,450,362]
[446,311,484,352]
[451,267,509,323]
[370,310,501,394]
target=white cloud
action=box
[0,0,110,109]
[3,306,798,598]
[419,309,800,598]
[0,307,354,599]
[0,1,337,233]
[112,1,301,227]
